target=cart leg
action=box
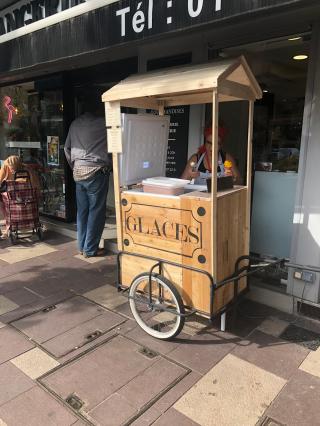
[220,312,226,332]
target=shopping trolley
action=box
[1,170,43,244]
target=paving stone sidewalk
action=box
[0,231,320,426]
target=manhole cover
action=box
[280,324,320,351]
[40,335,189,424]
[11,296,125,358]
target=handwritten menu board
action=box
[105,101,122,153]
[165,106,190,178]
[147,106,190,177]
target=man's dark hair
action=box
[82,92,104,116]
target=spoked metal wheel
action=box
[129,273,185,340]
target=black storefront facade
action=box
[1,0,320,314]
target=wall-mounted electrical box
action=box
[287,263,320,304]
[294,270,316,283]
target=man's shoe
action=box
[83,248,105,258]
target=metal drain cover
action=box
[11,296,125,358]
[280,324,320,351]
[139,347,158,359]
[66,394,84,411]
[40,335,189,424]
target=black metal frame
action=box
[117,251,284,323]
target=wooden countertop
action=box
[122,186,246,200]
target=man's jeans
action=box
[76,171,109,256]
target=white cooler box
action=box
[142,177,189,195]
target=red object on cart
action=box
[1,170,43,243]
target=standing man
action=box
[64,97,111,258]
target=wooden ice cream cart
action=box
[102,57,269,340]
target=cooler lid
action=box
[142,177,189,188]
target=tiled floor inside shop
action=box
[0,231,320,425]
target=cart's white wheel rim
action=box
[129,275,182,339]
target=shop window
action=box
[0,78,67,220]
[220,33,310,175]
[218,33,310,280]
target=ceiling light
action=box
[288,36,302,41]
[293,54,308,60]
[263,89,269,93]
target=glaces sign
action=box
[123,203,203,258]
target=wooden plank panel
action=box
[237,56,263,98]
[214,189,248,313]
[218,94,242,103]
[157,92,213,107]
[180,195,212,314]
[105,101,123,250]
[158,102,165,116]
[119,188,249,315]
[120,254,182,286]
[102,61,232,102]
[120,191,212,313]
[113,152,123,251]
[120,97,160,109]
[104,78,214,102]
[219,80,256,101]
[211,92,218,280]
[226,65,251,87]
[103,57,261,103]
[121,193,208,263]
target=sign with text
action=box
[147,105,190,178]
[123,202,203,258]
[165,106,190,178]
[0,0,303,44]
[106,101,122,153]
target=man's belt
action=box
[101,166,112,174]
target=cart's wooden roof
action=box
[102,56,262,106]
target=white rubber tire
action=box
[129,273,185,340]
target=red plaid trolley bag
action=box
[1,170,43,244]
